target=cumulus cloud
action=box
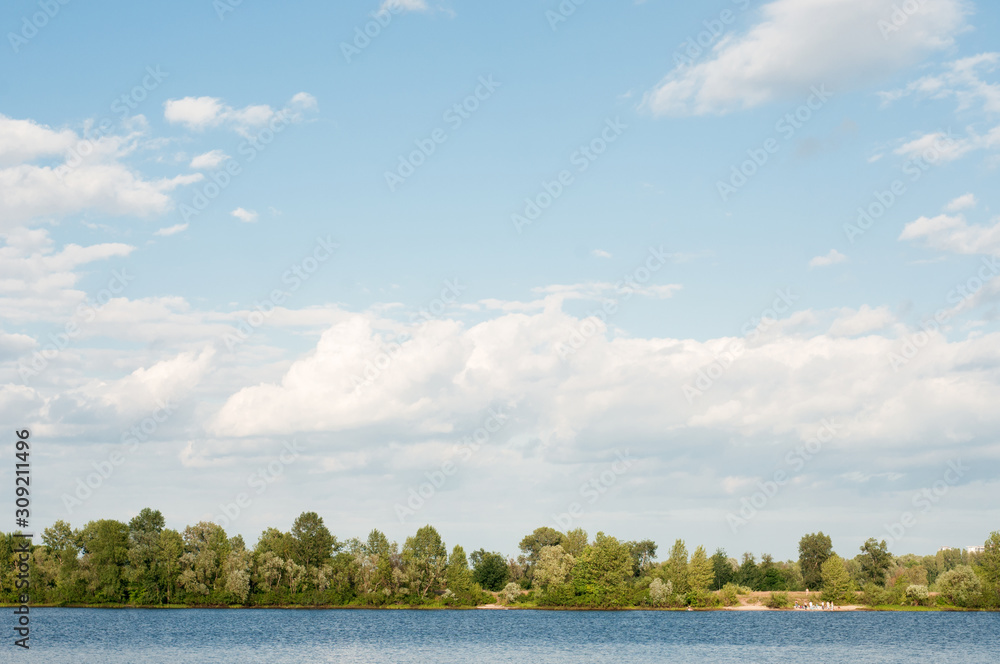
[189,150,229,170]
[0,114,202,228]
[945,193,977,212]
[645,0,967,116]
[809,249,848,268]
[164,92,319,135]
[879,52,1000,113]
[231,207,258,223]
[900,212,1000,256]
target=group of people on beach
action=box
[794,601,837,611]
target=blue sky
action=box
[2,0,999,561]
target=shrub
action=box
[935,566,983,607]
[905,584,929,606]
[647,578,672,607]
[500,582,522,605]
[765,592,791,609]
[717,584,739,606]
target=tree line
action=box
[3,511,998,609]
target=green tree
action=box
[978,531,1000,606]
[821,554,853,603]
[127,508,167,603]
[627,539,658,577]
[758,553,786,591]
[519,527,564,567]
[562,528,588,557]
[687,545,713,592]
[858,538,893,586]
[401,525,447,597]
[935,565,983,607]
[534,545,575,589]
[445,545,473,596]
[572,532,633,605]
[798,532,833,590]
[290,512,337,569]
[78,519,131,602]
[710,548,734,590]
[735,552,761,590]
[470,549,510,591]
[663,539,689,593]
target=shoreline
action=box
[3,603,987,612]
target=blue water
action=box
[5,608,998,663]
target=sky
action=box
[1,0,999,562]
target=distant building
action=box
[967,545,985,555]
[938,546,954,552]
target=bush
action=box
[765,592,791,609]
[717,584,739,606]
[500,582,522,605]
[935,566,983,607]
[905,584,929,606]
[647,578,672,607]
[860,582,891,606]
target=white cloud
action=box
[827,305,894,336]
[380,0,427,12]
[0,115,77,167]
[154,223,189,237]
[645,0,967,116]
[189,150,229,170]
[945,193,977,212]
[592,249,612,258]
[879,52,1000,113]
[231,207,258,223]
[809,248,848,268]
[900,212,1000,256]
[164,92,318,135]
[0,115,202,229]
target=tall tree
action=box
[402,525,448,597]
[562,528,589,557]
[572,532,633,604]
[78,519,131,603]
[858,538,893,586]
[290,512,337,569]
[663,539,689,593]
[534,545,575,589]
[710,548,734,590]
[470,549,510,591]
[735,552,761,590]
[518,527,564,567]
[627,539,658,577]
[127,508,166,603]
[445,545,473,596]
[798,532,833,591]
[821,555,853,603]
[687,545,713,592]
